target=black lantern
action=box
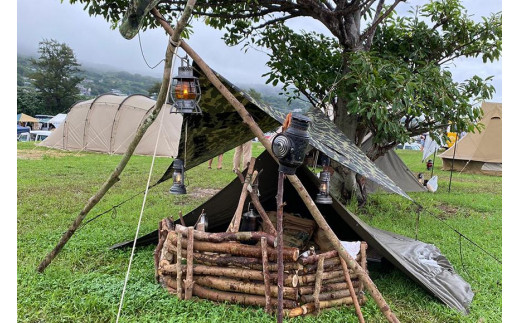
[315,170,333,204]
[271,114,311,174]
[169,159,186,194]
[426,159,433,171]
[170,58,202,115]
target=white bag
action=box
[426,176,438,193]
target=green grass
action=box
[17,143,501,322]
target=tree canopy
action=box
[66,0,501,201]
[29,39,84,115]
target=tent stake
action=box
[36,0,197,273]
[448,133,459,193]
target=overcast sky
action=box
[17,0,502,101]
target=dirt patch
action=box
[189,188,221,199]
[437,204,459,219]
[17,149,79,160]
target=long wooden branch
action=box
[36,0,197,273]
[153,11,399,323]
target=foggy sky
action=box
[17,0,502,102]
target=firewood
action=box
[303,255,361,273]
[166,231,299,262]
[313,255,325,313]
[184,227,194,300]
[299,269,347,285]
[175,224,276,247]
[160,264,299,287]
[193,276,298,301]
[261,237,272,313]
[192,283,298,309]
[154,219,169,282]
[299,250,338,265]
[299,281,360,295]
[164,247,301,271]
[176,231,183,300]
[300,288,360,303]
[283,296,367,317]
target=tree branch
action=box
[361,0,403,49]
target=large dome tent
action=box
[39,94,183,157]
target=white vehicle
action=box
[18,130,52,142]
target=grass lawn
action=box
[17,142,502,322]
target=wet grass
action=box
[17,143,501,322]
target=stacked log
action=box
[155,222,369,318]
[157,223,300,311]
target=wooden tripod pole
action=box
[154,11,399,323]
[276,171,285,323]
[36,0,197,273]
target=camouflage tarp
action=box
[157,63,409,199]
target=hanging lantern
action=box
[426,159,433,171]
[271,114,311,174]
[170,58,202,115]
[169,159,186,195]
[315,170,333,204]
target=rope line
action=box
[411,200,501,265]
[138,32,165,69]
[115,44,179,323]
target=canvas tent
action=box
[361,134,426,194]
[439,102,502,175]
[39,94,183,157]
[17,113,39,123]
[113,150,473,314]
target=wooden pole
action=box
[176,231,183,300]
[152,14,399,322]
[166,231,299,261]
[184,227,194,299]
[340,257,365,323]
[261,237,272,313]
[160,263,298,287]
[235,170,277,236]
[36,0,196,273]
[276,171,285,323]
[227,157,256,232]
[313,255,325,313]
[175,223,276,247]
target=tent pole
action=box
[276,171,285,323]
[36,0,197,273]
[430,148,436,178]
[448,133,459,193]
[164,25,399,322]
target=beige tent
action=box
[439,102,502,175]
[39,94,183,157]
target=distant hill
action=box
[17,55,311,112]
